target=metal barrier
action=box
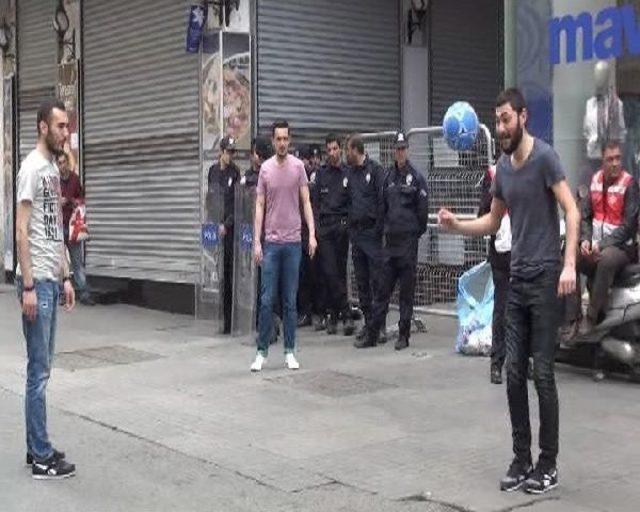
[349,125,495,317]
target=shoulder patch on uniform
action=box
[406,174,413,185]
[227,177,233,187]
[420,189,427,197]
[310,172,316,183]
[366,173,371,183]
[343,177,348,188]
[240,176,246,185]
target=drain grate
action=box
[55,345,162,371]
[267,370,395,397]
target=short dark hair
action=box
[325,132,341,147]
[37,98,66,134]
[271,119,290,137]
[496,87,527,114]
[347,134,364,155]
[603,140,622,153]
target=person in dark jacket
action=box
[578,140,639,331]
[479,164,511,384]
[345,134,388,346]
[207,136,240,334]
[312,133,355,336]
[364,132,429,350]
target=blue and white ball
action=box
[442,101,479,151]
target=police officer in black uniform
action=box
[207,136,241,334]
[345,134,388,347]
[365,131,429,350]
[313,133,355,336]
[295,144,316,327]
[307,144,328,331]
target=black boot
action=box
[395,333,409,351]
[354,325,378,348]
[378,327,387,344]
[326,314,338,335]
[343,315,355,336]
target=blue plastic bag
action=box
[455,261,494,356]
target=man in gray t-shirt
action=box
[16,99,77,480]
[439,88,580,495]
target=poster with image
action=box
[223,33,251,150]
[202,31,222,158]
[226,0,250,33]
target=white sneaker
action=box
[251,353,266,372]
[284,353,300,370]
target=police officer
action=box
[308,144,328,331]
[313,133,355,335]
[345,134,388,347]
[242,137,280,344]
[295,144,315,327]
[208,136,240,334]
[365,131,428,350]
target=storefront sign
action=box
[550,5,640,65]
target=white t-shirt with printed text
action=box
[16,149,64,281]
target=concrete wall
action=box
[401,0,429,130]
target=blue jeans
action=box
[257,242,301,356]
[17,278,59,462]
[67,241,89,300]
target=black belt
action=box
[350,219,377,230]
[319,216,347,227]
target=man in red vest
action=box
[579,141,639,330]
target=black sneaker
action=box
[32,456,76,480]
[524,464,558,494]
[80,295,96,306]
[490,362,503,384]
[355,326,366,341]
[26,448,65,466]
[395,334,409,351]
[500,458,533,492]
[314,315,327,331]
[297,314,312,327]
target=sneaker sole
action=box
[500,480,525,492]
[525,482,558,494]
[32,471,76,480]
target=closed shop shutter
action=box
[429,0,502,128]
[83,0,199,283]
[17,0,56,163]
[257,0,400,143]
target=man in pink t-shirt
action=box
[251,120,317,372]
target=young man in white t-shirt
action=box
[16,99,77,479]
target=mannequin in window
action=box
[583,60,626,173]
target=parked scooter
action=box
[560,263,640,382]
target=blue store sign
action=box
[550,5,640,65]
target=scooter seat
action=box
[613,263,640,287]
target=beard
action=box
[499,120,523,155]
[45,131,64,156]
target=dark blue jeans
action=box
[17,278,59,462]
[257,242,301,356]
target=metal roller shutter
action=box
[83,0,199,283]
[257,0,400,143]
[429,0,502,128]
[17,0,56,163]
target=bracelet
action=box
[23,285,35,292]
[63,276,71,284]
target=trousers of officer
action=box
[350,226,383,327]
[371,235,419,337]
[318,218,350,318]
[223,228,234,333]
